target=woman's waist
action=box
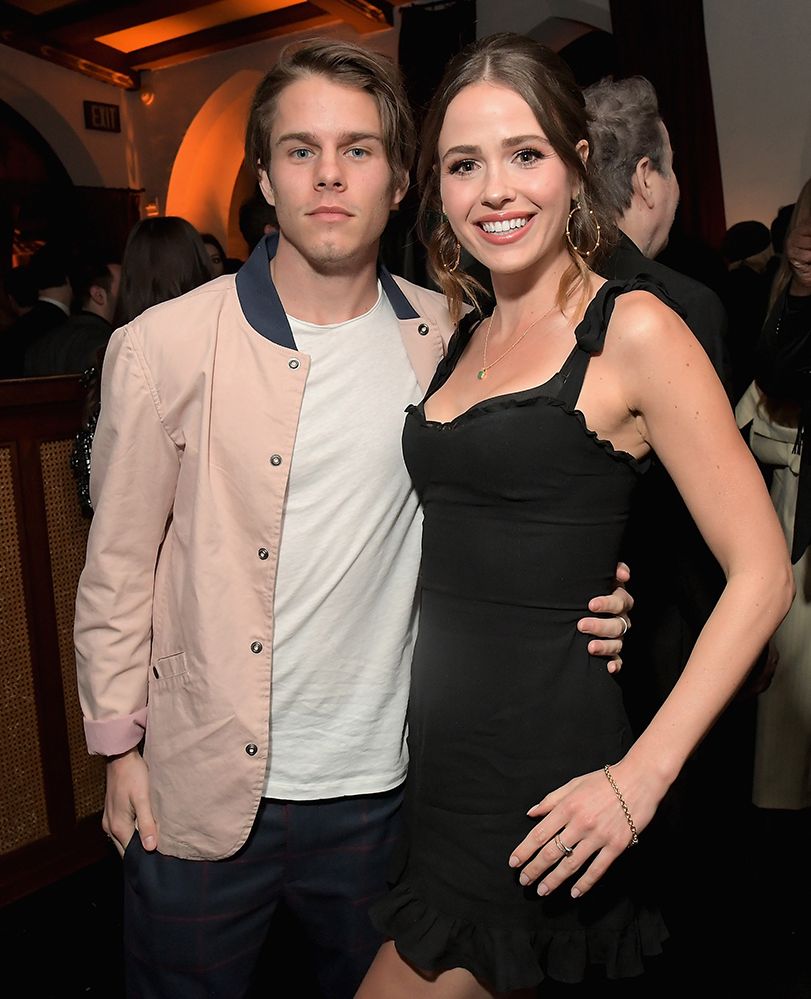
[419,513,625,608]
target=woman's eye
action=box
[515,148,544,165]
[448,159,477,175]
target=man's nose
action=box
[315,152,346,191]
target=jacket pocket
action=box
[151,651,188,680]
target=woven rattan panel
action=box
[0,446,50,853]
[40,439,103,821]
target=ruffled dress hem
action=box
[370,880,669,993]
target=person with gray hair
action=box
[585,75,730,381]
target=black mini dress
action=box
[371,280,675,991]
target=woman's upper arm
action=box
[616,294,787,576]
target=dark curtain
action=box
[380,0,476,284]
[609,0,726,250]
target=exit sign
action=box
[83,100,120,133]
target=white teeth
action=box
[480,217,528,233]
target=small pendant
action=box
[477,369,487,380]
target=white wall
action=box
[0,44,133,188]
[704,0,811,227]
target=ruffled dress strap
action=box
[556,275,687,410]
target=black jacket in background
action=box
[0,300,68,379]
[24,310,113,377]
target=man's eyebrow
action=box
[274,130,383,146]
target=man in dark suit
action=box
[0,243,72,379]
[25,257,121,376]
[584,75,753,982]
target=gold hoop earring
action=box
[566,200,601,258]
[440,218,462,273]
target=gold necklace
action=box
[476,302,560,380]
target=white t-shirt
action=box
[264,285,424,799]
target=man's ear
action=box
[88,284,106,308]
[390,170,409,211]
[258,169,275,207]
[633,157,656,208]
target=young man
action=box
[75,39,632,999]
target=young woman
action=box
[357,33,793,998]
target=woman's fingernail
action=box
[571,887,581,899]
[509,854,521,868]
[519,873,530,886]
[537,883,549,896]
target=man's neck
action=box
[81,302,112,323]
[618,217,653,260]
[38,293,71,316]
[271,235,381,325]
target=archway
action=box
[165,70,264,257]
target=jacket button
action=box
[258,547,269,560]
[245,744,258,756]
[250,641,263,653]
[269,454,282,466]
[288,358,300,369]
[418,323,429,336]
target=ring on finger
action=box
[554,833,574,857]
[618,614,630,636]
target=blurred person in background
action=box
[115,216,213,326]
[201,231,242,276]
[25,256,121,376]
[720,220,773,403]
[736,178,811,960]
[0,264,38,332]
[238,188,279,254]
[0,242,72,378]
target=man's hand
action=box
[787,222,811,295]
[103,747,158,858]
[578,561,633,674]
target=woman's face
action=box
[437,82,583,280]
[205,242,225,277]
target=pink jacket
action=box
[74,236,455,859]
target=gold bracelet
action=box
[603,764,639,847]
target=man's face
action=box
[647,121,680,257]
[258,76,406,274]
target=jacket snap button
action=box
[250,641,263,653]
[417,323,429,336]
[288,359,300,369]
[258,548,269,560]
[245,744,258,756]
[269,454,282,466]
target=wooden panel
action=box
[39,439,102,821]
[0,445,50,854]
[0,377,107,905]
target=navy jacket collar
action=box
[235,233,418,349]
